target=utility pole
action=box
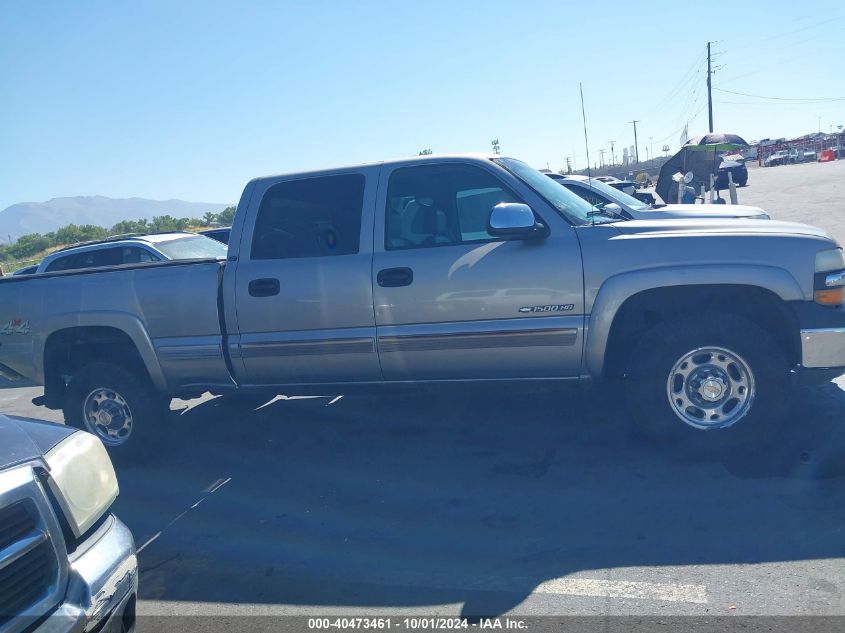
[598,149,605,168]
[649,136,654,162]
[609,141,616,166]
[565,157,572,174]
[707,41,714,133]
[630,120,640,164]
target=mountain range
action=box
[0,196,233,242]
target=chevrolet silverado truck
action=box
[1,154,845,459]
[0,415,136,632]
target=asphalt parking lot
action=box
[3,159,845,621]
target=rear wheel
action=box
[63,361,169,464]
[624,313,789,445]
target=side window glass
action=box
[121,247,158,264]
[252,174,365,260]
[385,164,520,250]
[45,256,72,272]
[564,184,605,207]
[89,248,122,268]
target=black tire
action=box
[63,361,169,464]
[624,312,789,447]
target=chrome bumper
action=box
[36,516,137,633]
[800,328,845,369]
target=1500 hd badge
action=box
[518,304,574,313]
[0,319,31,335]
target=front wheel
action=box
[63,361,169,464]
[624,313,789,445]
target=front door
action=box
[372,159,585,381]
[231,168,381,385]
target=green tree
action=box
[216,206,236,225]
[202,211,218,226]
[8,233,52,259]
[110,219,150,234]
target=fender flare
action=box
[38,311,168,391]
[584,264,805,378]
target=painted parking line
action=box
[137,477,232,555]
[533,577,707,603]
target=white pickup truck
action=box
[1,154,844,460]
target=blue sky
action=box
[1,0,843,209]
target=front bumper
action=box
[790,301,845,383]
[800,328,845,369]
[36,515,137,633]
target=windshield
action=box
[578,177,650,211]
[154,235,228,260]
[495,158,612,225]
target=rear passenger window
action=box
[122,247,159,264]
[385,164,521,250]
[45,247,123,272]
[252,174,365,260]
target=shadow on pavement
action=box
[113,382,845,617]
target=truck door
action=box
[372,159,585,381]
[228,167,381,385]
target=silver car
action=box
[547,174,769,220]
[36,232,227,274]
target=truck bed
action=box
[0,259,230,392]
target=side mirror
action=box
[603,203,624,217]
[487,203,544,239]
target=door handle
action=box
[377,267,413,288]
[248,278,280,297]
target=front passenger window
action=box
[385,164,521,250]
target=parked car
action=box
[0,415,136,631]
[0,154,843,461]
[12,264,38,276]
[35,232,227,274]
[764,149,798,167]
[546,174,768,220]
[198,227,231,245]
[764,151,788,167]
[803,150,818,162]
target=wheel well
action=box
[43,326,148,408]
[602,285,800,379]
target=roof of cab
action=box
[246,153,503,187]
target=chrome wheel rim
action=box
[82,388,134,446]
[666,346,755,430]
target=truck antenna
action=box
[579,82,596,225]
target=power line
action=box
[713,87,845,102]
[725,15,844,53]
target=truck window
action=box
[251,174,365,260]
[385,164,520,250]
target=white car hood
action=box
[612,218,832,241]
[633,204,769,220]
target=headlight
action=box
[814,248,845,306]
[45,432,119,537]
[815,248,845,273]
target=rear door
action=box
[228,168,381,385]
[372,159,585,380]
